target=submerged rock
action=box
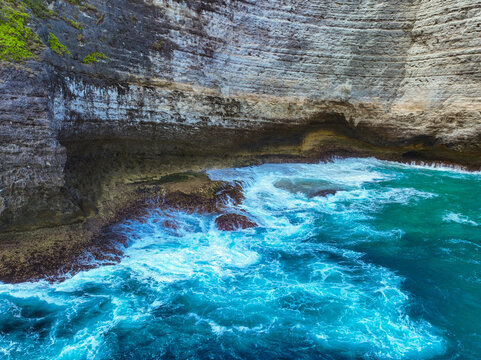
[161,220,179,230]
[215,214,257,231]
[309,189,338,198]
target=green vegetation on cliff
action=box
[48,32,71,57]
[0,0,43,62]
[82,51,106,64]
[68,19,82,30]
[0,0,96,63]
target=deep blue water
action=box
[1,158,481,359]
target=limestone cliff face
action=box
[1,0,481,232]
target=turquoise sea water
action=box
[1,158,480,359]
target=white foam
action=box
[443,212,479,226]
[208,158,391,188]
[384,159,481,176]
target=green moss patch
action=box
[0,0,43,62]
[82,51,106,64]
[68,19,82,30]
[48,32,71,57]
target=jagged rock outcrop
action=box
[1,0,481,233]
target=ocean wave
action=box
[0,159,462,359]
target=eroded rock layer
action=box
[1,0,481,233]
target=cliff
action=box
[1,0,481,235]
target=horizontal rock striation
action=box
[1,0,481,233]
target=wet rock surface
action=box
[159,181,244,214]
[161,220,179,230]
[215,214,258,232]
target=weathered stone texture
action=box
[0,65,82,230]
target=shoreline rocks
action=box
[0,172,249,283]
[215,214,258,232]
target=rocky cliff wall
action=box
[1,0,480,232]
